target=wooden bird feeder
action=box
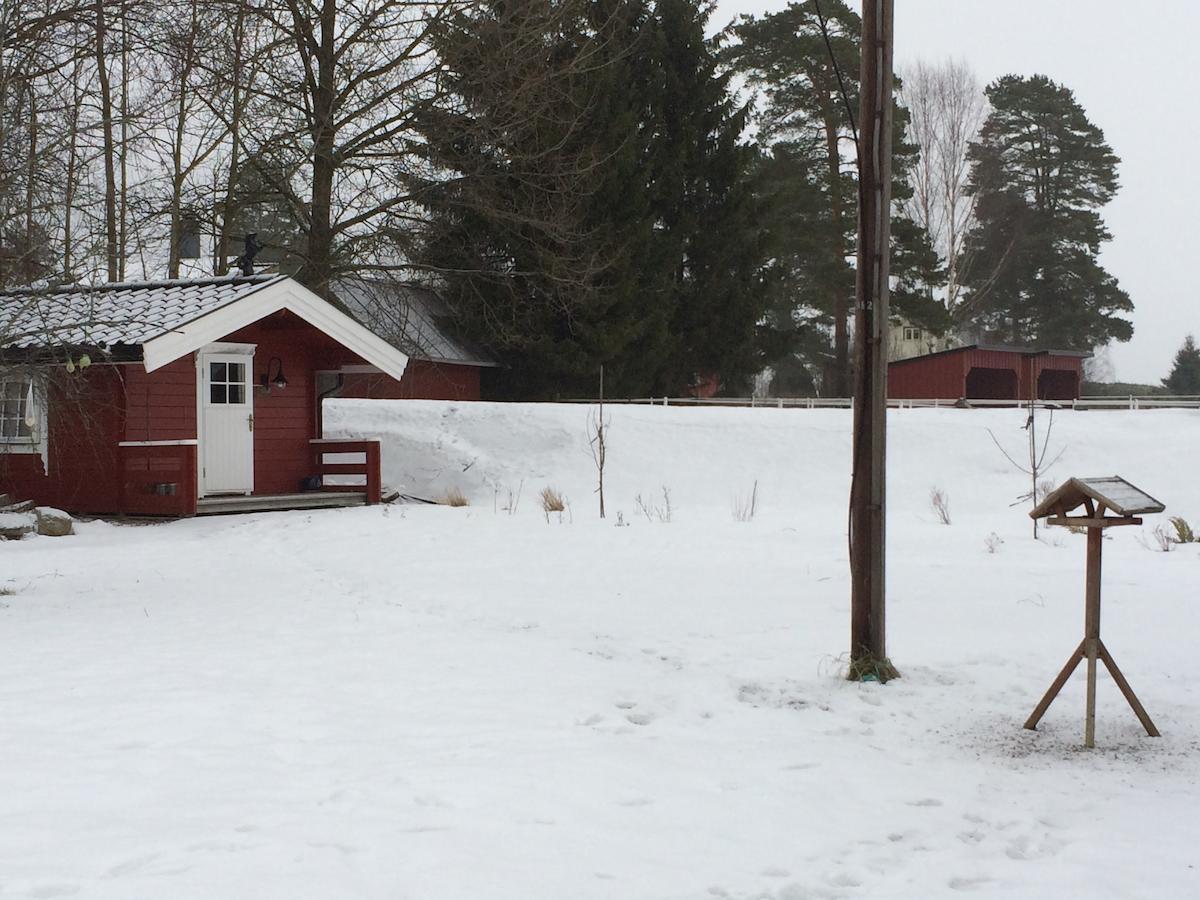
[1024,477,1165,747]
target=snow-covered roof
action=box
[0,275,286,350]
[334,277,496,367]
[0,275,410,383]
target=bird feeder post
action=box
[1024,477,1164,748]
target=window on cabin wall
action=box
[0,372,44,445]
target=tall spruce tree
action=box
[957,75,1133,349]
[1162,335,1200,394]
[724,0,943,395]
[414,0,763,398]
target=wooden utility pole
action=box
[849,0,895,680]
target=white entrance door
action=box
[199,349,254,495]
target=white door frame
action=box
[196,342,256,497]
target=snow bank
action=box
[324,399,1200,527]
[0,402,1197,899]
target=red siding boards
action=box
[888,350,966,399]
[338,360,481,401]
[124,357,197,442]
[0,365,126,512]
[889,347,1084,402]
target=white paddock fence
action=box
[560,396,1200,411]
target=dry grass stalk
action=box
[930,487,951,525]
[442,487,469,507]
[540,486,566,515]
[1151,523,1174,552]
[733,480,758,522]
[1169,516,1196,544]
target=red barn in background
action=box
[888,345,1089,402]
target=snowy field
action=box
[2,402,1199,899]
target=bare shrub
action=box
[733,480,759,522]
[1036,479,1057,503]
[1151,524,1175,552]
[984,532,1003,554]
[635,487,673,523]
[930,487,951,525]
[493,480,524,515]
[442,487,469,507]
[1169,516,1196,544]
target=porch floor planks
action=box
[195,491,367,515]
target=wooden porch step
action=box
[196,491,368,516]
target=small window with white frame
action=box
[902,326,922,342]
[0,372,42,445]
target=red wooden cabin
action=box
[888,345,1089,402]
[0,275,413,516]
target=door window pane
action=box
[210,384,228,404]
[228,362,245,385]
[210,362,227,382]
[228,384,245,404]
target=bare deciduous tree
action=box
[899,58,987,314]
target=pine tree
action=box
[1162,335,1200,394]
[957,75,1133,349]
[416,0,763,398]
[724,1,943,394]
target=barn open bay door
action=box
[197,344,255,496]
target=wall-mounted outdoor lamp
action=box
[259,357,288,392]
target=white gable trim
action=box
[141,279,409,382]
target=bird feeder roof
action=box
[1030,476,1165,520]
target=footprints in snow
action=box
[578,699,659,730]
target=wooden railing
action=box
[118,441,198,517]
[310,439,382,504]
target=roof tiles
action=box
[0,275,285,350]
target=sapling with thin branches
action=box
[987,398,1065,538]
[588,365,608,518]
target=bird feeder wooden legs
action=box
[1024,526,1159,747]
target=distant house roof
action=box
[333,276,496,368]
[888,343,1092,366]
[0,274,410,382]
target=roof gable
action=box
[0,275,410,382]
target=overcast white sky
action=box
[714,0,1200,384]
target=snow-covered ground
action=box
[2,402,1198,899]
